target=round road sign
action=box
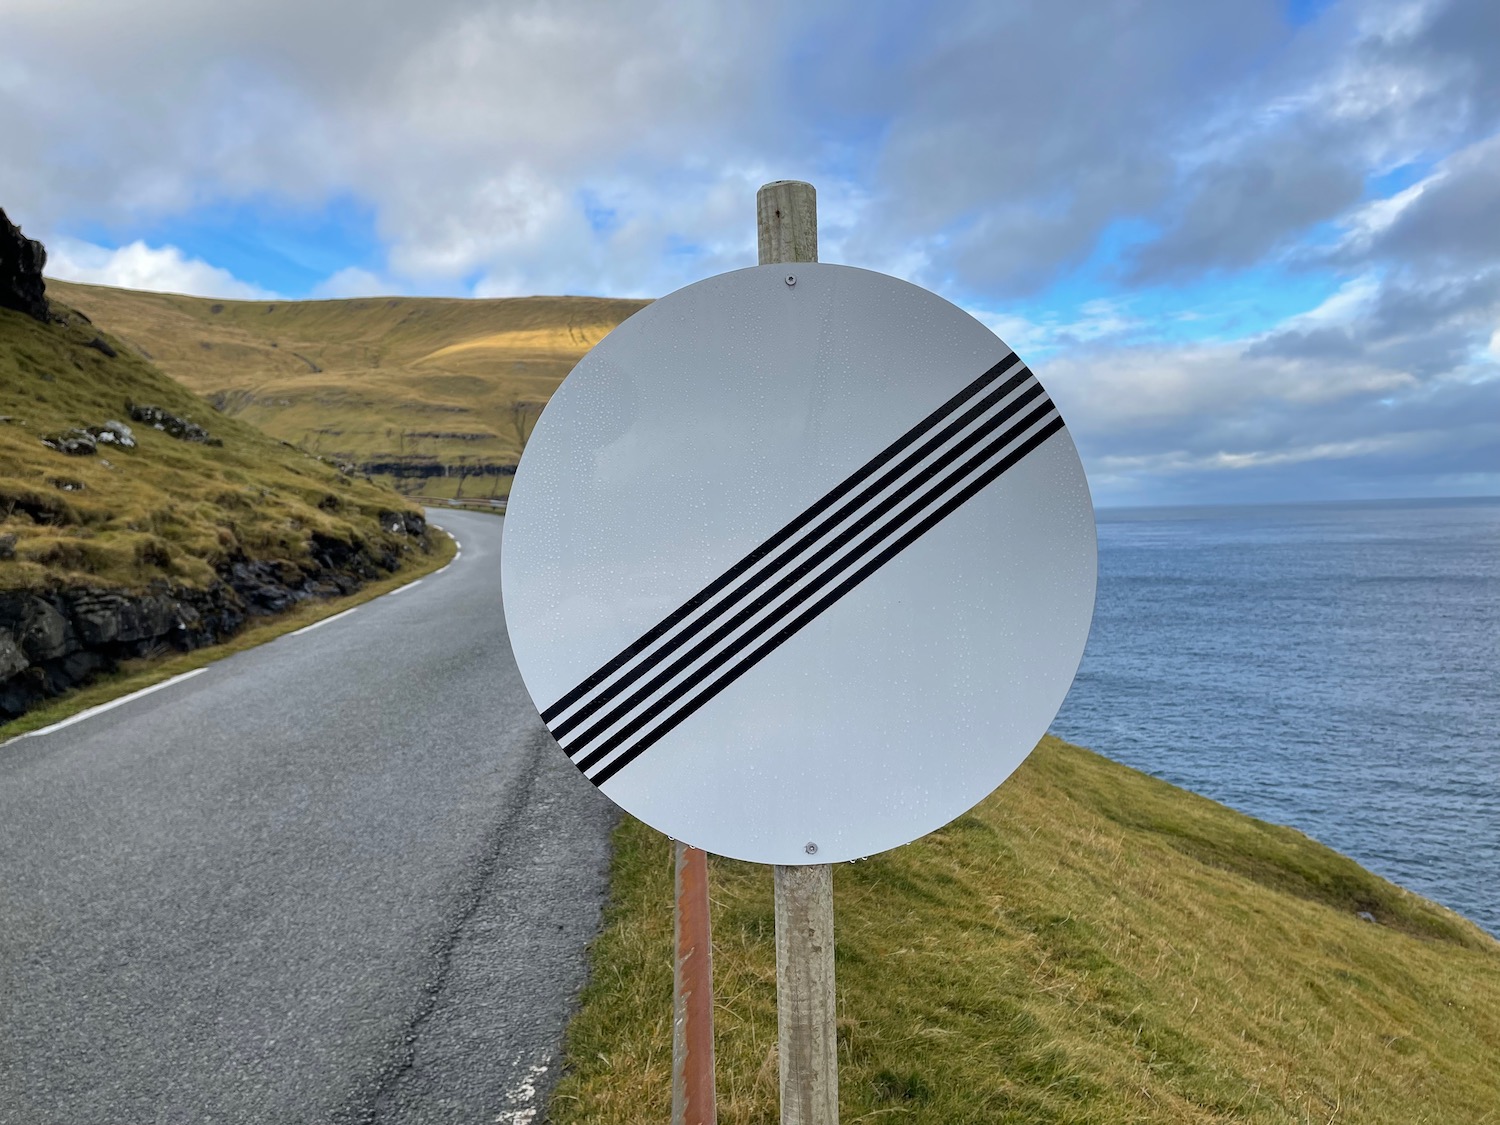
[501,263,1096,865]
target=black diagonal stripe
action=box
[540,352,1023,724]
[552,378,1045,745]
[585,411,1068,786]
[561,387,1051,757]
[572,401,1062,775]
[588,414,1068,786]
[571,398,1057,770]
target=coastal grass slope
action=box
[551,736,1500,1124]
[47,279,649,498]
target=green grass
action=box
[1,301,430,591]
[551,737,1500,1124]
[2,296,448,725]
[47,279,648,498]
[410,472,514,501]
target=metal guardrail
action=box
[424,496,507,511]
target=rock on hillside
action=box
[45,278,651,501]
[0,517,427,719]
[1,222,436,722]
[0,207,48,323]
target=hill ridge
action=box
[1,292,434,720]
[47,280,651,498]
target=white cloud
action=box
[5,0,1500,502]
[4,0,1496,303]
[1338,178,1431,252]
[44,238,275,299]
[968,299,1142,359]
[309,266,394,300]
[965,310,1052,357]
[1276,273,1381,329]
[1096,434,1423,475]
[1045,340,1416,439]
[0,0,801,302]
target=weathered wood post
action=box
[758,179,819,269]
[672,841,716,1125]
[757,179,839,1125]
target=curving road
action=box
[0,510,617,1124]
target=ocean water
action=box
[1050,497,1500,938]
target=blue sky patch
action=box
[1365,160,1434,199]
[71,194,384,298]
[579,190,620,235]
[1284,0,1338,27]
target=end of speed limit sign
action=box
[501,263,1096,865]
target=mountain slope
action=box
[1,298,433,717]
[48,280,650,498]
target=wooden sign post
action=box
[672,179,834,1125]
[757,179,839,1125]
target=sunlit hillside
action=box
[48,280,650,500]
[0,300,426,594]
[0,295,441,719]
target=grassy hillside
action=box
[1,301,425,592]
[48,280,649,499]
[552,737,1500,1124]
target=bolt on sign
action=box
[502,262,1096,865]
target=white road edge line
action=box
[290,606,359,636]
[15,668,209,741]
[7,564,439,745]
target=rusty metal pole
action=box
[671,838,717,1123]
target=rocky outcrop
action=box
[378,509,428,537]
[39,421,136,457]
[0,513,430,720]
[0,207,48,323]
[359,459,518,480]
[127,404,219,445]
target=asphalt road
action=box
[0,510,618,1124]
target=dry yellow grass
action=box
[47,279,649,498]
[415,323,623,363]
[553,737,1500,1124]
[1,301,427,592]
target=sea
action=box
[1050,496,1500,938]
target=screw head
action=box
[804,841,818,855]
[785,274,796,286]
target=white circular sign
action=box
[501,263,1096,865]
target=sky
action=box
[3,0,1497,506]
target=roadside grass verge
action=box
[550,736,1500,1124]
[0,530,455,742]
